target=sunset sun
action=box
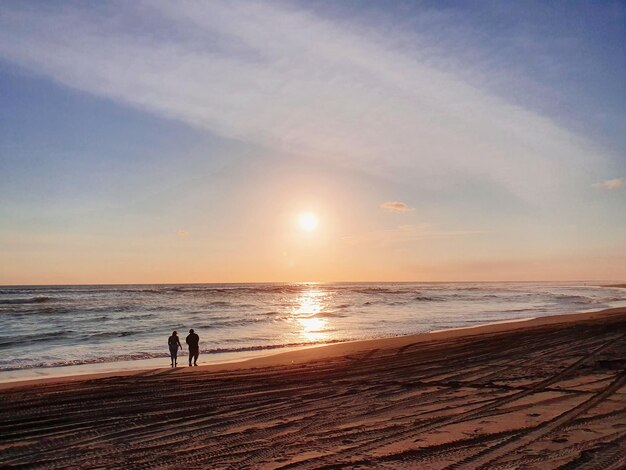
[298,212,319,231]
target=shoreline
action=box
[2,304,625,468]
[3,281,624,386]
[2,306,624,391]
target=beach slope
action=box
[1,308,625,469]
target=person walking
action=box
[168,331,182,367]
[186,328,200,366]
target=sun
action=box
[298,212,319,231]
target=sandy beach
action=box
[1,307,625,469]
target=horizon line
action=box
[1,279,621,288]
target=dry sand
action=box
[1,307,625,469]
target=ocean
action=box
[1,282,624,381]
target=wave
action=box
[304,311,346,318]
[195,316,285,328]
[0,338,356,371]
[2,305,170,317]
[3,307,74,316]
[0,296,56,305]
[83,305,138,313]
[87,331,138,339]
[351,287,411,295]
[551,294,596,305]
[0,329,140,349]
[161,285,307,295]
[0,330,72,349]
[206,301,233,307]
[2,306,75,316]
[116,313,155,320]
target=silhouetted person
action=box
[186,328,200,366]
[168,331,182,367]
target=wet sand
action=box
[1,307,625,469]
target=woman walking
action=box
[168,331,182,367]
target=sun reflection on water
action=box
[292,288,332,342]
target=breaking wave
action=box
[0,338,355,371]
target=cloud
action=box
[593,178,624,190]
[380,201,414,212]
[176,230,190,238]
[0,1,606,203]
[342,223,484,245]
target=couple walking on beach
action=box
[167,329,200,367]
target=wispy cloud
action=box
[176,230,190,238]
[342,224,484,246]
[380,201,414,213]
[0,1,605,203]
[593,178,624,190]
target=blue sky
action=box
[0,0,624,284]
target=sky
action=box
[0,0,625,284]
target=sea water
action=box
[1,282,625,380]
